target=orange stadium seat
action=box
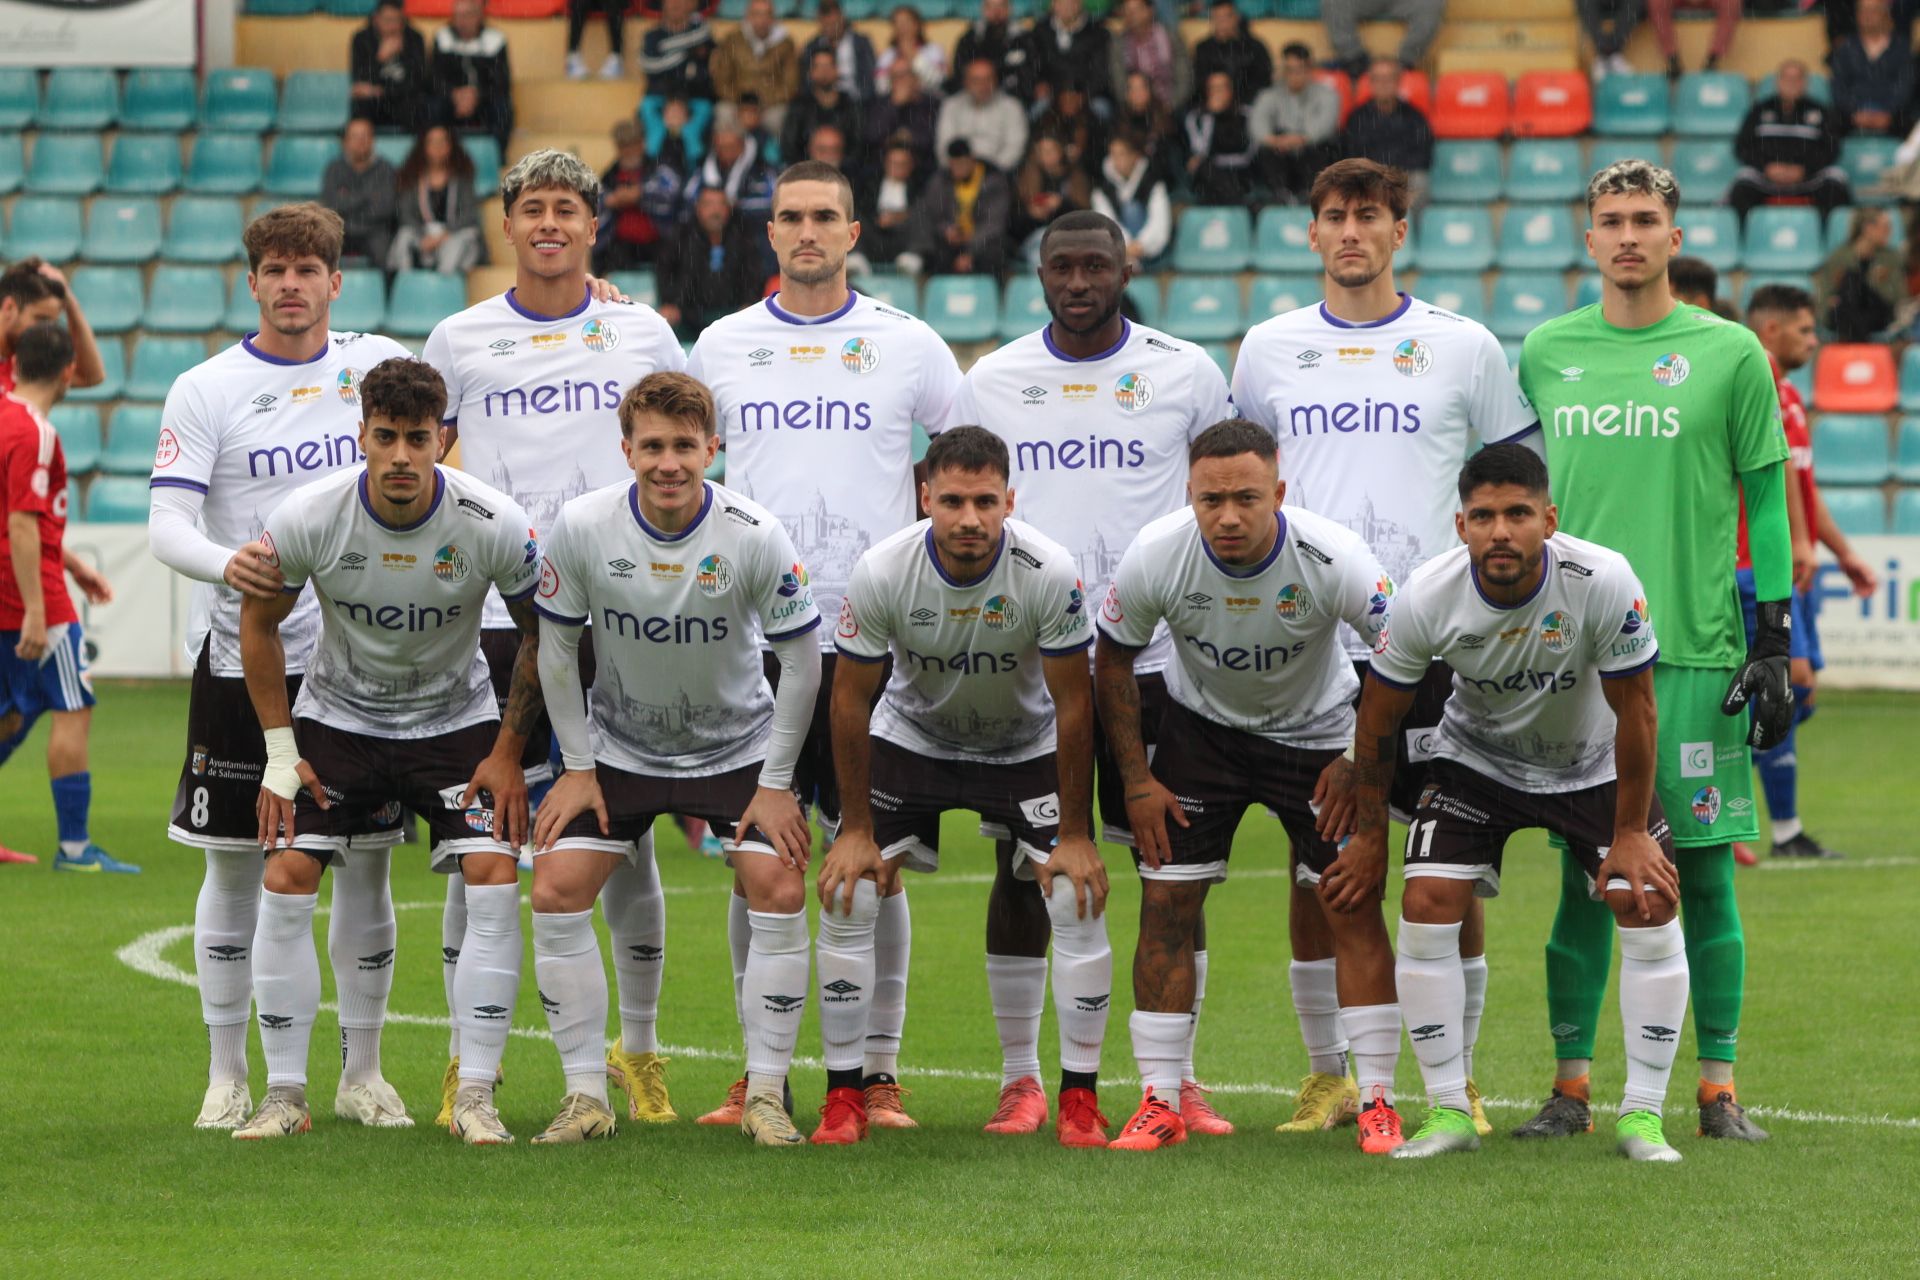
[1430,72,1510,139]
[1512,72,1592,138]
[1316,69,1354,125]
[406,0,562,12]
[1813,344,1898,413]
[1352,68,1431,115]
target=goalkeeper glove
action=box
[1721,599,1793,750]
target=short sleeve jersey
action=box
[422,288,686,629]
[0,356,14,394]
[0,394,74,629]
[1370,533,1658,793]
[1100,505,1390,749]
[687,292,964,650]
[1519,303,1787,669]
[536,480,822,777]
[149,332,414,676]
[1736,355,1815,570]
[947,320,1234,674]
[1232,294,1538,656]
[834,518,1090,764]
[265,467,540,738]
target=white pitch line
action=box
[116,911,1920,1133]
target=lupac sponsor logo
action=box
[1621,596,1649,634]
[1549,401,1681,439]
[1286,399,1422,435]
[777,563,810,597]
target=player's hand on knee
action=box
[1312,755,1357,841]
[465,750,527,849]
[1036,836,1108,919]
[817,832,883,915]
[1124,775,1186,870]
[1596,830,1678,922]
[738,785,810,871]
[534,769,605,851]
[1319,828,1385,914]
[223,541,285,600]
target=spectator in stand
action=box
[688,123,777,226]
[904,139,1013,277]
[1182,70,1260,205]
[1730,59,1851,221]
[784,48,866,177]
[350,0,433,134]
[1814,206,1905,341]
[867,62,941,177]
[641,0,716,160]
[735,92,778,165]
[855,139,922,272]
[1824,0,1915,46]
[322,117,398,270]
[806,122,850,170]
[596,119,668,272]
[658,187,767,336]
[433,0,513,152]
[1578,0,1639,80]
[1116,69,1177,169]
[388,125,482,275]
[1646,0,1740,80]
[657,93,704,174]
[876,6,947,97]
[1024,0,1116,118]
[1324,0,1446,81]
[1092,132,1172,270]
[1191,0,1271,111]
[712,0,796,144]
[937,57,1030,176]
[1831,0,1914,137]
[1251,41,1341,204]
[1014,133,1091,262]
[1339,58,1433,205]
[948,0,1029,97]
[1033,79,1107,175]
[1110,0,1190,118]
[805,0,879,105]
[566,0,626,80]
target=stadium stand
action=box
[1815,346,1899,415]
[163,197,249,263]
[0,135,22,196]
[41,69,121,131]
[122,69,199,131]
[101,403,165,476]
[27,133,106,196]
[106,134,186,195]
[1813,414,1895,485]
[186,132,266,195]
[81,198,165,265]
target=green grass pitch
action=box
[2,681,1917,1278]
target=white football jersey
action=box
[835,517,1090,764]
[537,480,821,776]
[422,288,685,629]
[1231,294,1539,656]
[264,467,540,738]
[1370,532,1657,793]
[150,331,413,676]
[948,320,1235,675]
[687,291,963,650]
[1101,505,1390,749]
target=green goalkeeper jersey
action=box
[1518,301,1787,670]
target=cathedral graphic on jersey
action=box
[1074,529,1126,591]
[312,637,462,711]
[774,490,871,585]
[593,664,764,756]
[1342,499,1423,583]
[485,453,591,530]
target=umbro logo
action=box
[259,1013,293,1029]
[1184,592,1213,607]
[357,949,394,970]
[1550,1022,1580,1041]
[749,347,774,362]
[489,339,516,353]
[1641,1024,1678,1042]
[473,1003,510,1020]
[540,990,561,1014]
[629,944,663,961]
[822,979,861,995]
[1410,1023,1446,1041]
[910,607,937,624]
[1074,994,1110,1012]
[442,945,460,964]
[1560,366,1584,382]
[206,944,247,960]
[338,551,366,568]
[762,994,805,1012]
[609,558,636,572]
[1460,633,1486,649]
[251,394,278,413]
[1021,385,1047,402]
[1298,350,1322,366]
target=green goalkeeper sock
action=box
[1544,847,1613,1063]
[1677,844,1743,1064]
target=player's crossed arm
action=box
[1322,673,1417,915]
[817,651,891,916]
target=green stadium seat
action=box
[1125,278,1163,328]
[373,135,412,168]
[1735,272,1815,308]
[50,405,103,475]
[223,273,259,331]
[462,134,502,198]
[1672,72,1750,137]
[0,68,37,129]
[1587,136,1657,177]
[1900,351,1920,413]
[922,276,1001,343]
[69,267,145,334]
[1248,274,1319,320]
[164,197,248,263]
[82,197,164,264]
[1504,140,1582,203]
[1669,139,1737,198]
[332,268,388,332]
[1812,414,1892,484]
[386,271,469,338]
[145,266,229,333]
[1397,212,1420,271]
[1413,272,1487,323]
[126,337,208,401]
[1757,70,1830,104]
[26,133,105,196]
[246,0,321,12]
[1199,342,1235,379]
[1593,74,1670,136]
[1163,276,1245,341]
[1676,205,1739,271]
[122,69,198,131]
[105,133,183,195]
[604,270,657,308]
[1430,140,1502,204]
[1254,206,1322,273]
[1497,204,1579,270]
[41,69,119,130]
[84,475,156,522]
[1742,207,1823,273]
[278,71,350,133]
[187,132,265,195]
[1490,271,1569,340]
[102,404,165,475]
[998,275,1048,337]
[3,196,82,261]
[1416,207,1494,272]
[855,272,915,311]
[66,340,125,402]
[0,134,22,196]
[1827,205,1906,252]
[202,68,278,132]
[1893,487,1920,534]
[264,134,336,197]
[1172,206,1253,272]
[1820,486,1886,536]
[1574,273,1603,309]
[1840,136,1899,203]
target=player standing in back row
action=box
[687,160,962,1129]
[1516,159,1793,1142]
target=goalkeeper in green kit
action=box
[1515,160,1793,1142]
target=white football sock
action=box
[441,873,467,1059]
[1771,816,1803,844]
[743,908,809,1094]
[1289,957,1347,1076]
[728,887,750,1030]
[816,879,880,1074]
[602,837,664,1054]
[1618,919,1689,1115]
[1343,1003,1402,1105]
[1183,949,1209,1081]
[534,909,610,1106]
[1045,874,1111,1077]
[328,848,394,1086]
[1461,952,1488,1082]
[866,886,910,1078]
[455,882,522,1086]
[986,953,1047,1085]
[1130,1010,1189,1099]
[253,889,319,1090]
[1396,918,1468,1113]
[196,849,261,1086]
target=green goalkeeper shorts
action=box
[1653,663,1757,848]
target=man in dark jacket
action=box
[782,47,865,174]
[432,0,513,150]
[321,117,398,269]
[904,140,1013,277]
[1339,59,1433,202]
[1830,0,1914,136]
[350,0,433,133]
[1022,0,1115,116]
[1729,60,1852,220]
[803,0,879,104]
[947,0,1031,96]
[658,188,767,336]
[1190,0,1271,111]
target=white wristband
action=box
[1343,743,1356,763]
[262,726,302,800]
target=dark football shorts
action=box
[1354,658,1453,822]
[764,648,889,836]
[482,625,595,781]
[1147,699,1342,885]
[288,717,513,868]
[1094,669,1172,847]
[551,760,778,863]
[869,737,1063,875]
[1404,758,1676,899]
